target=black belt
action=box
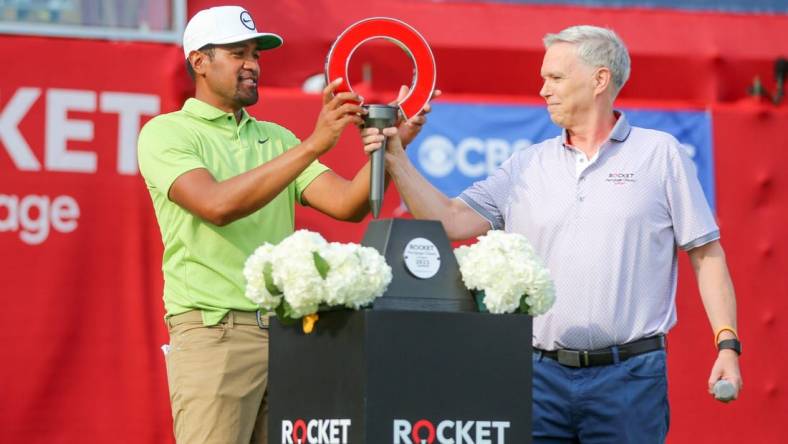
[536,335,666,368]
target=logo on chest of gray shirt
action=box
[605,172,636,185]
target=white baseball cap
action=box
[182,6,283,59]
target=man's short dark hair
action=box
[185,44,216,80]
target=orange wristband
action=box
[714,326,738,347]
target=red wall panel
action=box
[0,35,178,444]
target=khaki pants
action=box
[165,310,269,444]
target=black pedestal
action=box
[362,219,475,312]
[269,310,532,444]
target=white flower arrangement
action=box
[242,243,280,311]
[454,230,555,315]
[321,242,392,309]
[269,230,329,318]
[243,230,392,322]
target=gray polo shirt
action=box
[459,113,719,350]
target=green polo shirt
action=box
[137,98,329,325]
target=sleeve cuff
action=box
[680,230,720,251]
[163,166,206,202]
[457,194,501,230]
[296,167,330,206]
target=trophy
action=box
[325,17,437,218]
[325,17,473,312]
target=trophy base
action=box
[361,218,476,312]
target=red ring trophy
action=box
[325,17,437,219]
[269,18,532,444]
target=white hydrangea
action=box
[270,230,329,318]
[321,243,392,309]
[320,243,362,307]
[243,230,393,320]
[243,243,281,311]
[354,245,392,308]
[523,265,555,316]
[455,230,555,315]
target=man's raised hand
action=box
[306,78,365,155]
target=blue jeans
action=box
[532,349,669,444]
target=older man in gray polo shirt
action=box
[363,25,742,443]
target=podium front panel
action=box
[269,310,532,444]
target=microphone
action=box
[362,104,399,218]
[713,380,737,403]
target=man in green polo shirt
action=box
[137,6,433,444]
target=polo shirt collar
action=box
[183,98,251,123]
[609,111,632,142]
[560,110,632,146]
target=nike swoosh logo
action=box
[258,138,269,144]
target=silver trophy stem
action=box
[362,104,399,218]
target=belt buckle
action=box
[556,349,589,367]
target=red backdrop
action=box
[1,1,787,443]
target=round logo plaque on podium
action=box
[403,237,440,279]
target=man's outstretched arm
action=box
[362,127,490,241]
[169,79,363,226]
[688,240,743,399]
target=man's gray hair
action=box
[543,25,631,97]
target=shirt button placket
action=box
[227,116,242,148]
